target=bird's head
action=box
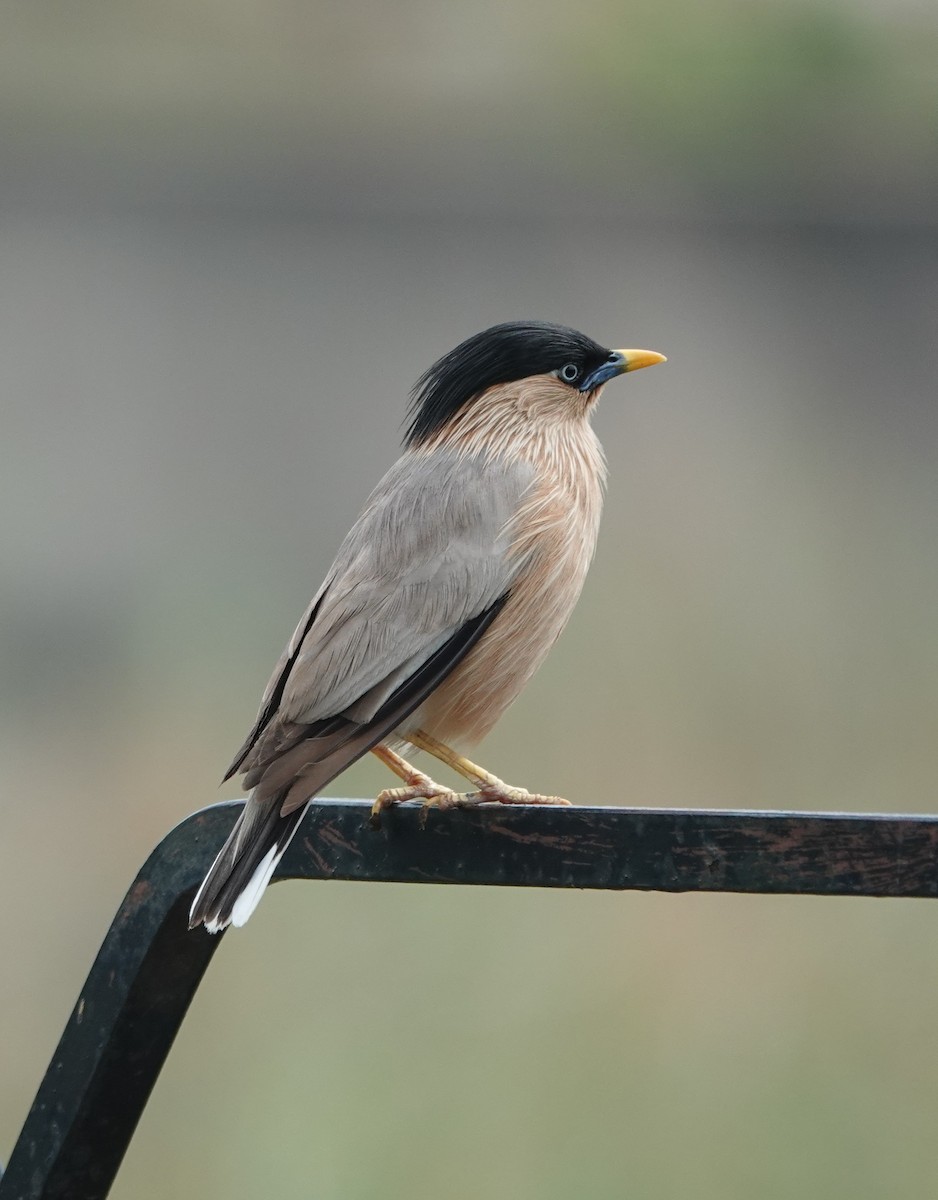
[405,320,666,448]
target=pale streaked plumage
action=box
[189,322,665,932]
[407,375,606,746]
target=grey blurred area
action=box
[3,2,938,1197]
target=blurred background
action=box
[2,1,938,1196]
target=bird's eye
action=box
[559,363,580,383]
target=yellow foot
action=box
[469,783,572,807]
[369,777,458,830]
[415,784,571,827]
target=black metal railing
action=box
[2,798,937,1200]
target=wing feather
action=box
[225,447,534,785]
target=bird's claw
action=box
[370,779,572,830]
[419,785,573,823]
[473,783,572,806]
[416,789,474,826]
[369,781,459,830]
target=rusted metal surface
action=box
[296,800,938,897]
[2,798,937,1199]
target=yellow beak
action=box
[616,349,668,373]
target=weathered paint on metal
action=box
[2,798,937,1199]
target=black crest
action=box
[404,321,611,447]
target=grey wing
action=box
[224,447,535,796]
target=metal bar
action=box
[289,799,938,897]
[0,803,236,1200]
[3,798,938,1200]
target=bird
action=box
[189,320,666,932]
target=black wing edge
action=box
[271,588,512,813]
[363,589,510,748]
[190,591,511,927]
[222,589,329,783]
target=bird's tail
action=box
[189,789,304,933]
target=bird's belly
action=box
[402,527,596,748]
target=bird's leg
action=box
[406,728,571,808]
[369,743,458,828]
